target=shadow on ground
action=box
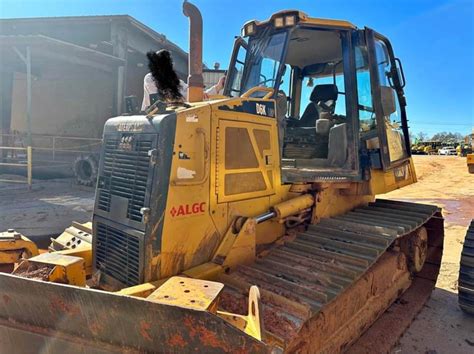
[392,287,474,353]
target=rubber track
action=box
[459,220,474,315]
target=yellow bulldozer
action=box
[0,3,445,353]
[467,130,474,173]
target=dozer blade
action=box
[0,274,267,353]
[219,199,444,353]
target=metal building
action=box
[0,15,188,144]
[203,66,226,91]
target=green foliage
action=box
[431,132,464,142]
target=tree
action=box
[409,131,416,145]
[416,131,428,142]
[431,132,464,142]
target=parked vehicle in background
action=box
[412,141,442,155]
[423,141,443,155]
[457,143,473,157]
[438,146,457,155]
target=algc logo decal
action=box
[170,202,206,217]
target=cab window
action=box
[241,29,287,95]
[282,28,352,170]
[228,39,247,97]
[355,46,375,132]
[374,39,407,162]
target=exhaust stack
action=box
[183,1,204,102]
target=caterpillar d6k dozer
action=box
[0,2,444,353]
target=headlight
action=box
[285,15,296,26]
[274,14,297,28]
[274,17,284,28]
[242,22,256,37]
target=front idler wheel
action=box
[402,226,428,274]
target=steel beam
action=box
[13,46,32,146]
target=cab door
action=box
[365,28,410,170]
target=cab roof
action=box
[243,9,357,31]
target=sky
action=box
[0,0,472,137]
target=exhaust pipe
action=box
[183,1,204,102]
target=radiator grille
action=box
[95,222,141,286]
[97,136,153,222]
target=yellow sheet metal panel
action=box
[370,158,417,195]
[0,230,39,267]
[147,276,224,312]
[216,119,276,202]
[160,99,289,279]
[160,105,221,278]
[212,224,241,265]
[14,253,86,286]
[49,261,86,287]
[221,218,256,269]
[182,262,223,280]
[225,172,267,195]
[117,283,157,298]
[209,98,287,242]
[313,186,374,220]
[0,250,23,264]
[56,246,93,276]
[302,17,356,29]
[49,222,92,252]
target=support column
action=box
[0,69,14,161]
[26,46,32,146]
[13,46,32,146]
[111,22,128,116]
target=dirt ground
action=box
[0,178,94,246]
[0,156,473,351]
[385,155,474,353]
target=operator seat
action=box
[298,84,338,127]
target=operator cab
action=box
[224,11,410,182]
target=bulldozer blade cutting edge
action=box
[0,274,267,353]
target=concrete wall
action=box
[11,65,114,139]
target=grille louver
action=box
[98,137,152,222]
[95,222,142,286]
